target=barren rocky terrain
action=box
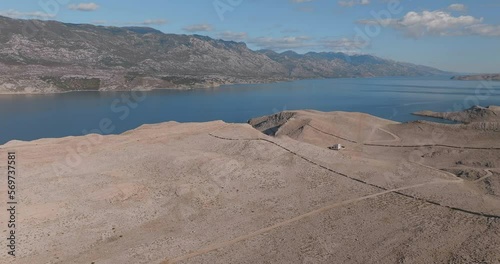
[414,105,500,121]
[1,107,499,263]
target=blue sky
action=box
[1,0,499,73]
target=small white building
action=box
[329,144,344,151]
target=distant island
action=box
[0,15,449,94]
[452,73,500,81]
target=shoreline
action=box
[0,80,277,95]
[0,76,297,95]
[0,75,459,95]
[0,84,216,96]
[0,107,474,147]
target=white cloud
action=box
[290,0,315,12]
[248,36,313,50]
[448,4,467,12]
[466,24,500,37]
[0,9,55,19]
[357,10,500,38]
[281,28,301,33]
[68,2,100,12]
[140,19,167,26]
[92,19,168,26]
[92,20,107,24]
[183,24,214,32]
[215,31,370,53]
[320,37,369,53]
[338,0,370,7]
[219,31,248,41]
[296,6,315,12]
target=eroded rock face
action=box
[0,15,448,93]
[248,112,297,136]
[442,168,488,181]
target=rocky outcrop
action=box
[413,105,500,125]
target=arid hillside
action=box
[1,108,499,264]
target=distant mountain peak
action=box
[121,27,163,34]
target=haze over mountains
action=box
[0,15,449,93]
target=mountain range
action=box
[0,15,450,93]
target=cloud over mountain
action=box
[358,10,500,38]
[68,2,100,11]
[183,24,214,32]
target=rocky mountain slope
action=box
[258,50,446,78]
[0,15,449,93]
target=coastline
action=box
[0,75,457,95]
[0,78,288,95]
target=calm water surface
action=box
[1,76,499,144]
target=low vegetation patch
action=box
[40,76,101,91]
[161,76,200,85]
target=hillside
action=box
[413,105,500,132]
[0,15,449,93]
[4,109,500,263]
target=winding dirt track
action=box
[163,180,455,264]
[207,133,499,219]
[160,131,500,264]
[306,124,500,150]
[475,169,496,183]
